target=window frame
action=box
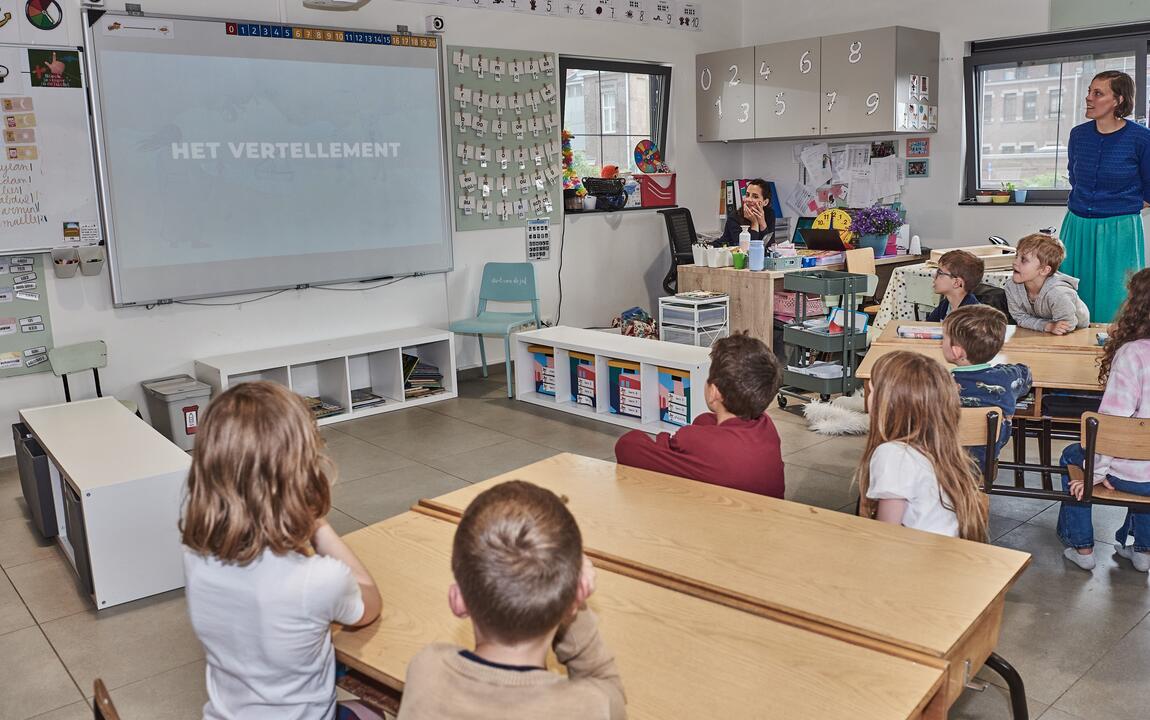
[963,24,1150,204]
[1021,90,1038,121]
[559,56,672,176]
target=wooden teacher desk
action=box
[334,511,947,720]
[416,454,1030,709]
[677,254,927,348]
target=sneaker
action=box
[1114,544,1150,572]
[1063,547,1096,571]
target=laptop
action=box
[798,228,851,251]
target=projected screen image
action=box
[100,52,441,269]
[89,14,452,305]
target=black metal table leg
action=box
[983,652,1028,720]
[1012,418,1027,487]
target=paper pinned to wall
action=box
[785,183,820,217]
[799,143,831,187]
[848,167,878,209]
[871,155,901,199]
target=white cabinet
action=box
[697,26,939,141]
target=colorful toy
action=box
[561,129,586,196]
[634,139,665,173]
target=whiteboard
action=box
[0,43,101,256]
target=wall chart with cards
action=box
[0,252,53,379]
[448,45,563,231]
[398,0,702,31]
[0,43,101,255]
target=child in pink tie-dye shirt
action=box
[1059,268,1150,572]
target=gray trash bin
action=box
[141,375,212,451]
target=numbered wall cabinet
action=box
[754,37,821,139]
[820,26,939,137]
[696,47,755,142]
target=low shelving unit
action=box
[195,327,457,426]
[514,326,711,435]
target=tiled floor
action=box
[1,371,1146,719]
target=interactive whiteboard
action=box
[85,12,452,306]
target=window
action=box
[560,58,671,178]
[1002,92,1018,121]
[1022,91,1038,120]
[965,22,1150,202]
[601,90,617,133]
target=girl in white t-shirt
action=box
[858,351,989,542]
[181,381,383,720]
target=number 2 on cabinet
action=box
[728,64,740,86]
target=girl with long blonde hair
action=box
[181,381,383,720]
[858,351,989,542]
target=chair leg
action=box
[504,335,513,398]
[477,335,488,378]
[982,652,1029,720]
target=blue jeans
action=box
[1057,443,1150,552]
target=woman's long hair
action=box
[181,381,334,565]
[857,352,988,542]
[1099,268,1150,385]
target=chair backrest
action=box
[478,262,538,303]
[845,247,877,277]
[93,678,121,720]
[958,407,1002,447]
[1081,413,1150,462]
[48,340,108,378]
[658,207,698,263]
[972,283,1012,322]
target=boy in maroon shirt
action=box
[614,333,785,498]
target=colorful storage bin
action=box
[528,345,556,396]
[658,367,691,427]
[569,352,596,408]
[608,360,642,417]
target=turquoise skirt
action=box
[1060,210,1146,323]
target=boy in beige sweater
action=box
[397,481,626,720]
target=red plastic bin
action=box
[637,172,676,207]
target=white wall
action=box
[0,0,743,455]
[736,0,1066,250]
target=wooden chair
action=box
[48,341,139,416]
[93,679,121,720]
[958,407,1002,491]
[1065,413,1150,506]
[844,248,881,318]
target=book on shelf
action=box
[402,352,445,399]
[303,395,343,419]
[351,387,387,410]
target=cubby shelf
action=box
[514,327,711,434]
[195,327,457,425]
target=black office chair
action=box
[658,207,699,295]
[973,282,1013,323]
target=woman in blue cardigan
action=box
[1062,70,1150,322]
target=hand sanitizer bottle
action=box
[739,225,751,254]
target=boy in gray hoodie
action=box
[1005,233,1090,335]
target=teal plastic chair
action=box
[449,263,541,397]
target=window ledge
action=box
[565,205,677,216]
[958,200,1067,207]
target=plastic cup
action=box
[732,253,747,270]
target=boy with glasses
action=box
[926,250,985,322]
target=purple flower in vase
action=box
[848,206,903,236]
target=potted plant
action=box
[1004,181,1028,203]
[993,182,1013,204]
[976,190,994,204]
[848,206,903,256]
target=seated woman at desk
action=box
[717,178,775,248]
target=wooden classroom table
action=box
[676,253,927,349]
[333,511,947,720]
[855,340,1103,392]
[416,454,1030,708]
[875,321,1108,353]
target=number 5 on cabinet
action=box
[754,38,821,139]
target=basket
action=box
[774,291,826,321]
[763,255,801,271]
[637,172,676,207]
